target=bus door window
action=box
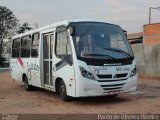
[43,32,54,86]
[43,35,50,85]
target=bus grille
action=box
[100,83,125,91]
[97,73,128,79]
[97,74,112,79]
[116,73,128,78]
[97,78,127,82]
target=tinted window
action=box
[22,36,31,47]
[72,22,133,59]
[12,39,20,48]
[21,35,31,57]
[12,38,20,58]
[43,35,49,59]
[56,31,72,58]
[32,33,39,57]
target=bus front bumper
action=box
[75,75,137,97]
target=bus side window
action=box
[12,38,20,58]
[32,33,39,57]
[55,31,72,58]
[21,35,31,58]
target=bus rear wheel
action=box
[59,80,70,102]
[23,75,32,91]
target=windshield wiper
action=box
[103,48,133,58]
[83,54,116,60]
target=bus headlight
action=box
[130,66,137,77]
[79,67,96,80]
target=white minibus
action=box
[11,20,137,101]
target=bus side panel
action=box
[10,58,24,81]
[22,58,41,88]
[30,58,41,87]
[11,57,42,88]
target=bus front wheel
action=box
[59,80,70,102]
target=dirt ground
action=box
[0,72,160,114]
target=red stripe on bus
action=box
[17,57,24,68]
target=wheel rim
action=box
[60,83,65,96]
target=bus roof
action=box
[12,19,118,39]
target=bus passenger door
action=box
[43,33,54,87]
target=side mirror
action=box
[123,29,127,38]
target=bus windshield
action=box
[71,22,133,59]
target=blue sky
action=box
[0,0,160,33]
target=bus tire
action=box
[23,75,32,91]
[59,80,70,102]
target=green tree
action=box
[0,6,18,66]
[17,22,33,34]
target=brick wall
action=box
[133,23,160,76]
[144,23,160,45]
[129,23,160,76]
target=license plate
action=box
[108,90,120,95]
